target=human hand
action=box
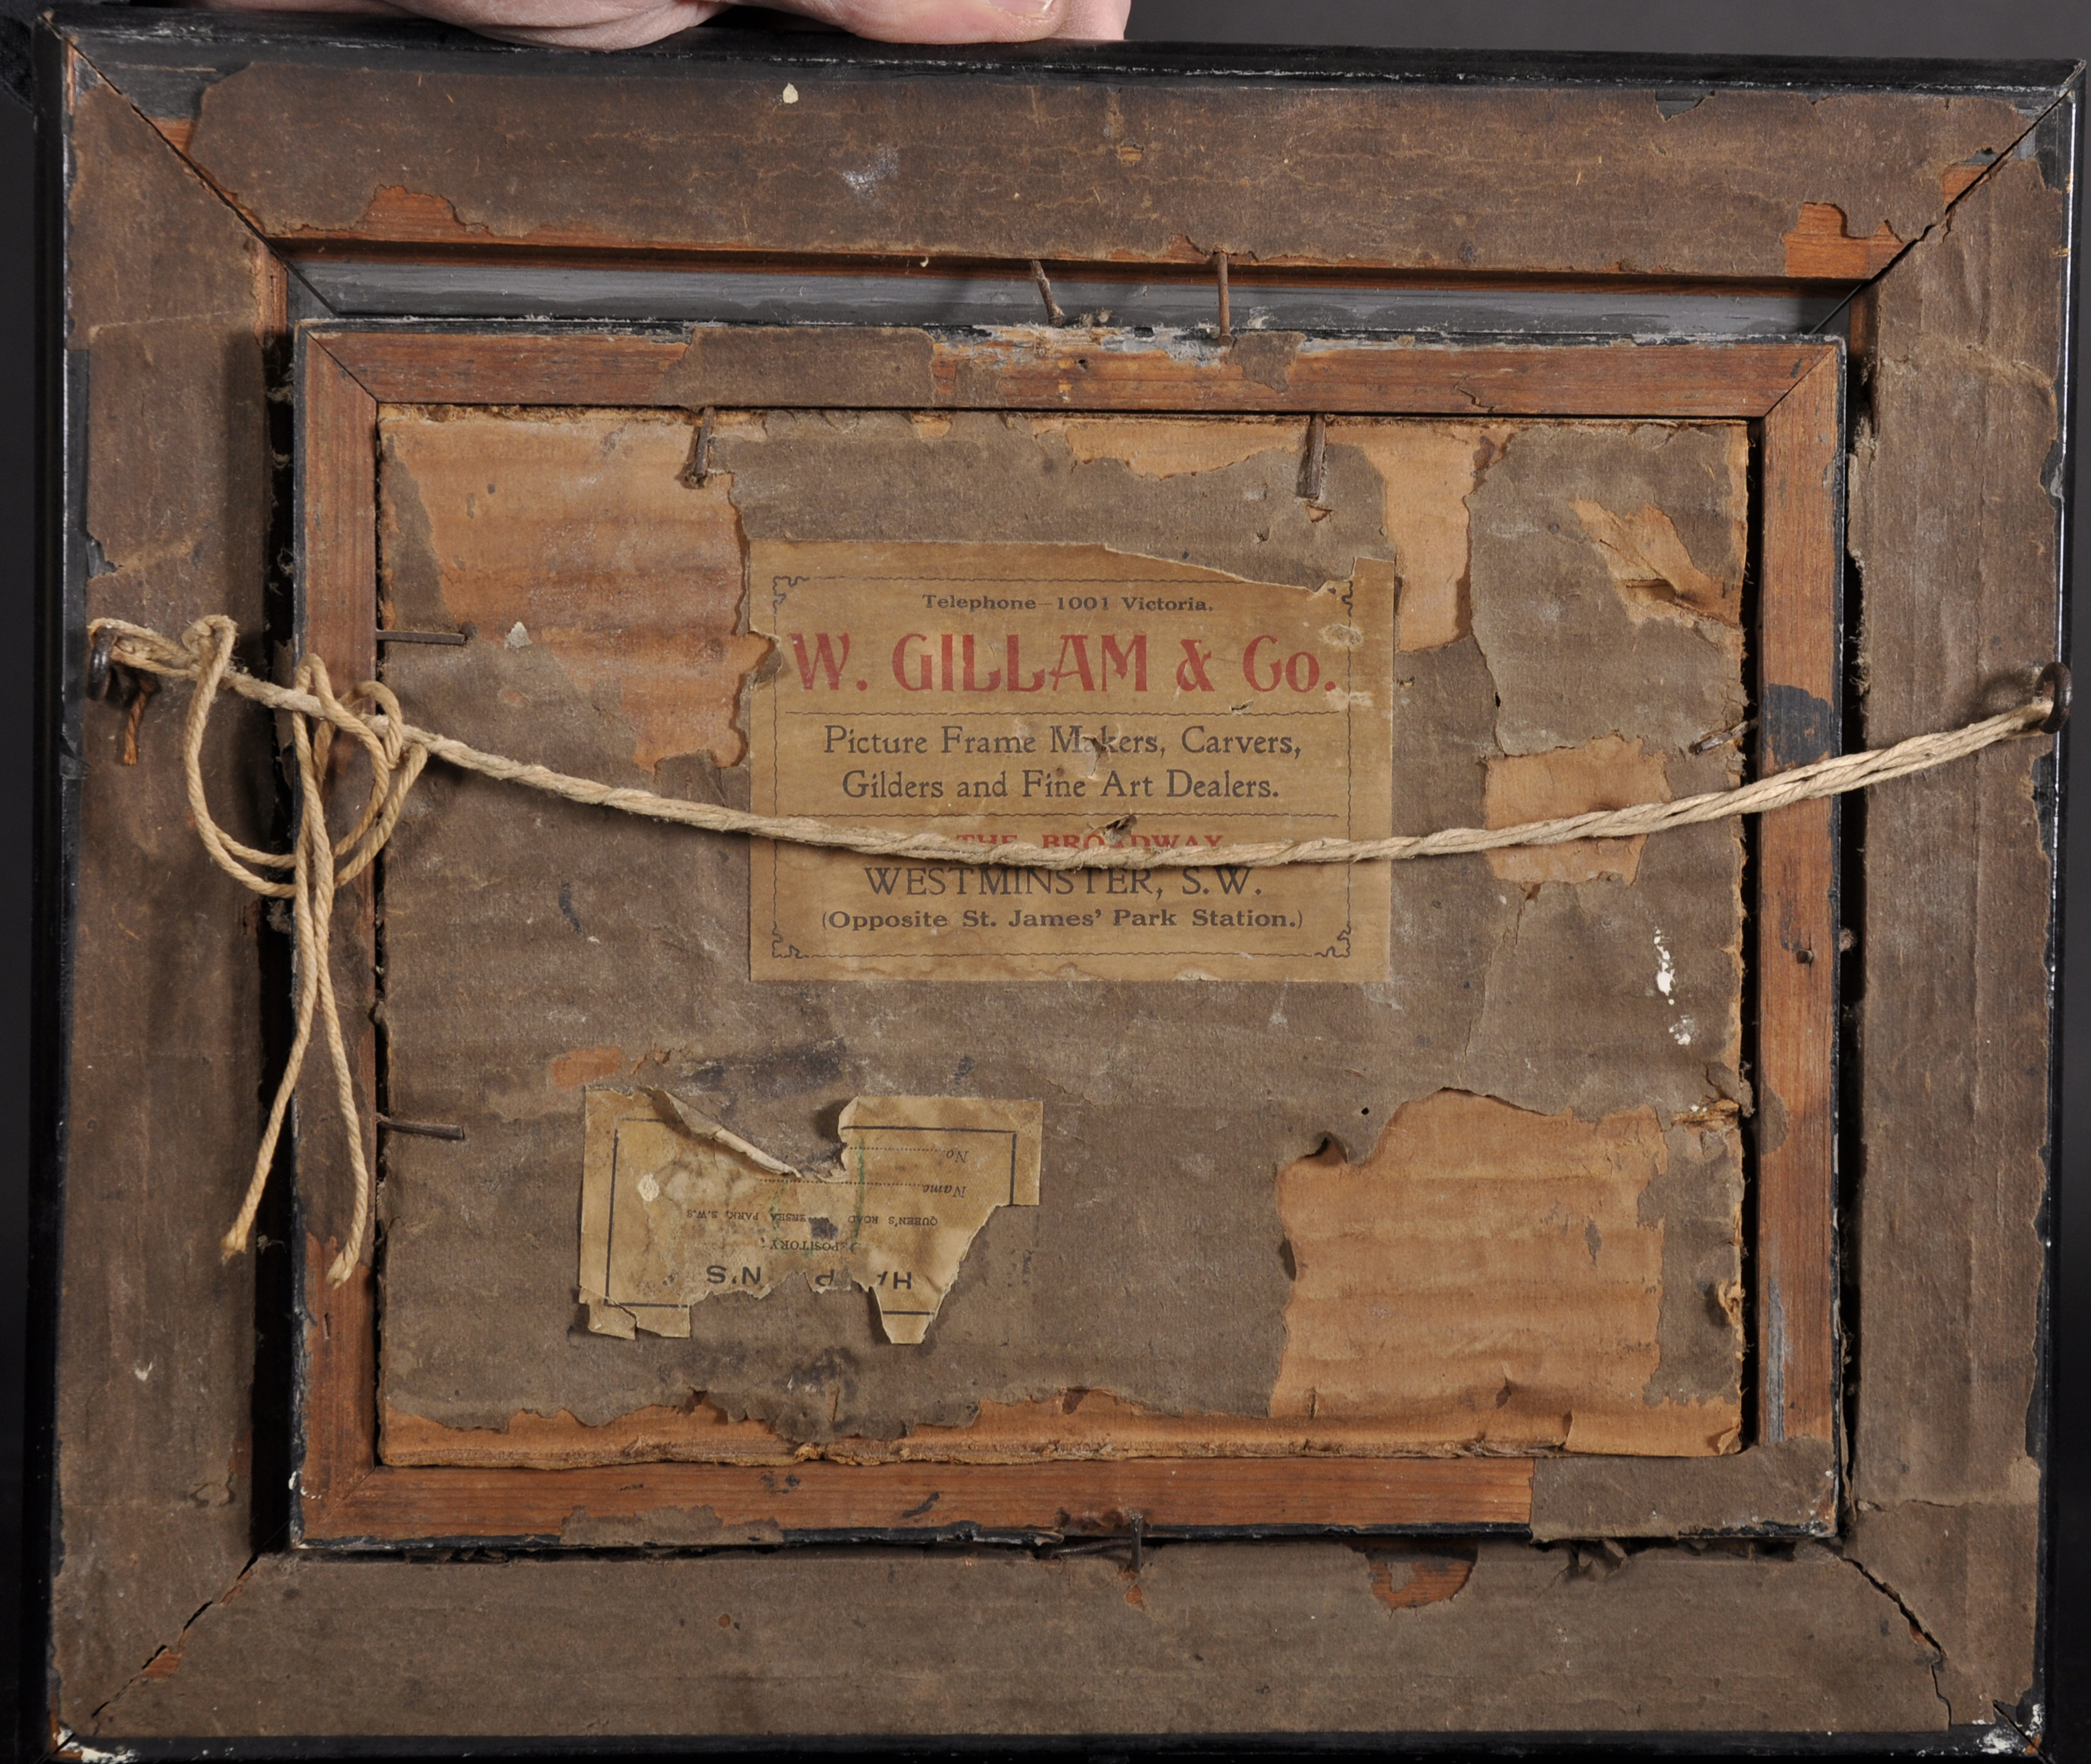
[195,0,1131,52]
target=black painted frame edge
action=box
[2029,64,2086,1759]
[23,19,85,1764]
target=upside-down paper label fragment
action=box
[578,1087,1042,1344]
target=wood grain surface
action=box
[1754,349,1844,1469]
[1838,148,2069,1725]
[50,67,277,1722]
[107,36,2041,283]
[319,328,1833,418]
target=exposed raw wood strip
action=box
[318,330,1834,420]
[294,342,382,1281]
[1754,353,1843,1452]
[302,1453,1535,1544]
[298,1244,377,1511]
[381,1388,1676,1470]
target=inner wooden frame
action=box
[291,324,1842,1548]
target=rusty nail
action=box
[2036,661,2071,734]
[1214,251,1232,342]
[1691,716,1757,756]
[377,1115,467,1142]
[376,629,470,647]
[1029,259,1065,326]
[87,626,119,702]
[1301,414,1329,503]
[678,407,716,489]
[1131,1513,1144,1573]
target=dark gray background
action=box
[0,0,2084,1751]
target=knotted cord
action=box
[87,614,2064,1285]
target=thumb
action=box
[763,0,1085,42]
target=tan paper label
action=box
[749,542,1395,980]
[578,1088,1042,1345]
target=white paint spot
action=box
[1319,623,1365,650]
[1653,929,1676,999]
[505,621,531,649]
[781,83,799,103]
[1671,1015,1697,1048]
[131,1361,153,1383]
[841,147,899,198]
[52,1729,142,1764]
[637,1171,661,1204]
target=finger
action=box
[196,0,1121,48]
[1053,0,1129,37]
[757,0,1081,44]
[196,0,730,44]
[418,0,734,46]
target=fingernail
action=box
[991,0,1057,12]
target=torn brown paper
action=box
[1270,1090,1743,1456]
[1482,735,1673,889]
[579,1088,1042,1345]
[747,540,1394,982]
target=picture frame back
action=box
[34,14,2076,1748]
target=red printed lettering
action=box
[1050,635,1097,692]
[893,633,934,691]
[1244,635,1281,692]
[789,632,851,690]
[961,634,1001,692]
[1006,634,1046,692]
[1100,633,1147,692]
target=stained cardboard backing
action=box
[371,408,1749,1458]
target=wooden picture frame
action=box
[290,324,1842,1545]
[34,11,2076,1749]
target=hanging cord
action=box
[87,614,2067,1283]
[110,617,425,1285]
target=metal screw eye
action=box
[2036,660,2072,735]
